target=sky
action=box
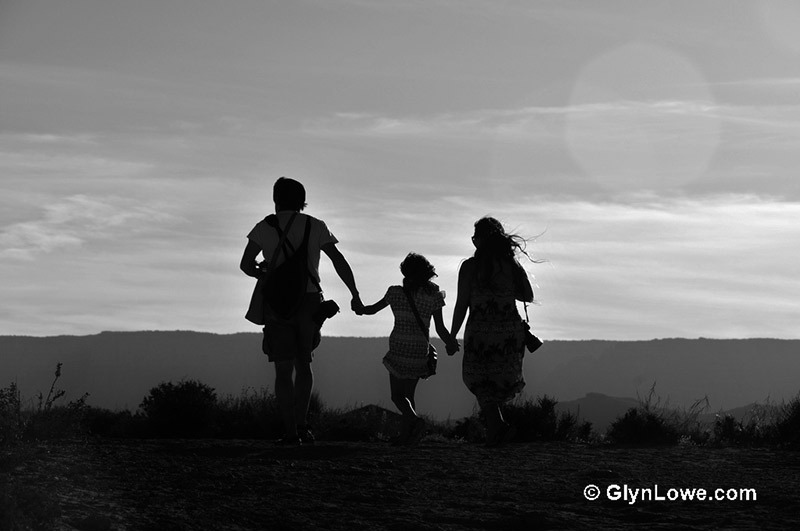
[1,0,799,340]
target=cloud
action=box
[0,194,180,260]
[524,196,800,336]
[304,106,567,142]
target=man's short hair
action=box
[273,177,307,211]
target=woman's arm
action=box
[450,259,474,338]
[513,260,534,303]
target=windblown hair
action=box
[473,216,534,288]
[400,252,438,293]
[273,177,307,211]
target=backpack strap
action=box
[272,215,323,293]
[264,212,297,274]
[402,287,429,338]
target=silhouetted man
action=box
[240,177,363,444]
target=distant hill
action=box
[1,333,798,423]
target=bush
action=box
[139,380,218,438]
[24,394,89,441]
[82,407,147,438]
[776,395,800,447]
[214,387,282,439]
[606,384,711,446]
[0,383,23,446]
[503,395,585,442]
[607,407,679,445]
[2,364,91,443]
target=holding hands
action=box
[445,336,460,356]
[350,294,365,315]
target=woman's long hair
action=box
[400,252,438,293]
[473,217,534,288]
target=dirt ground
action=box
[5,436,800,530]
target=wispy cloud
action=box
[304,99,755,141]
[0,195,180,260]
[305,105,585,143]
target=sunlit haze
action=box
[2,0,799,340]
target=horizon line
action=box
[2,330,797,342]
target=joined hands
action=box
[445,338,460,356]
[350,295,365,315]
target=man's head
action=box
[273,177,307,211]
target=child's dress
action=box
[383,284,446,379]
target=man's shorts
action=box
[262,292,322,363]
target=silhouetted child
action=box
[356,253,459,446]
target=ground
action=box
[4,437,800,530]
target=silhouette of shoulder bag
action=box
[245,213,298,325]
[402,287,438,378]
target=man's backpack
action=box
[261,213,318,319]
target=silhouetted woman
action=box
[449,217,535,447]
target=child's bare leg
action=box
[390,375,420,441]
[390,374,418,419]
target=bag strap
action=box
[272,215,323,293]
[264,212,297,274]
[402,287,429,339]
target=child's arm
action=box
[432,309,459,355]
[358,297,389,316]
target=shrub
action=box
[3,363,92,442]
[0,382,23,446]
[606,384,711,446]
[214,387,282,439]
[776,395,800,447]
[24,394,90,441]
[139,380,218,438]
[82,407,147,438]
[503,395,584,442]
[575,420,595,443]
[607,407,679,445]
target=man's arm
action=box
[321,242,363,312]
[240,240,263,279]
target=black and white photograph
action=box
[2,1,799,529]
